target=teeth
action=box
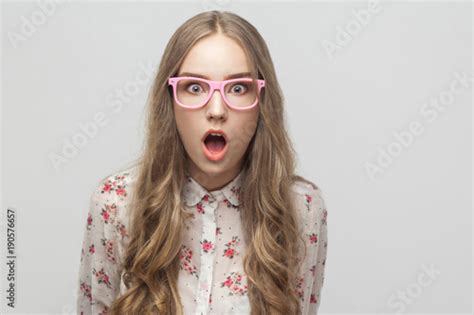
[210,133,222,137]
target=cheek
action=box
[174,106,199,149]
[233,112,259,150]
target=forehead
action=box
[178,33,252,80]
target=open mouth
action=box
[202,131,229,161]
[204,133,227,153]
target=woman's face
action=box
[173,33,259,191]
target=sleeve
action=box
[307,187,328,314]
[76,181,121,314]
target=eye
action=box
[187,83,205,94]
[229,83,247,94]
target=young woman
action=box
[77,10,328,315]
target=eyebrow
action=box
[177,72,252,80]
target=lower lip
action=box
[201,139,229,162]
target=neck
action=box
[187,160,243,191]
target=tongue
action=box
[205,136,226,153]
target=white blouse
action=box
[76,165,328,314]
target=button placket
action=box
[195,195,218,315]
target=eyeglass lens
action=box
[175,79,259,108]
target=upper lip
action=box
[202,129,228,143]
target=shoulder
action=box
[291,174,327,222]
[94,163,139,201]
[90,163,139,233]
[291,174,323,203]
[291,174,319,196]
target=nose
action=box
[206,88,227,120]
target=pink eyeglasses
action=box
[168,76,265,110]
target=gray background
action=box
[1,0,472,314]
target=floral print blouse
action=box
[76,165,328,314]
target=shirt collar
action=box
[182,169,243,207]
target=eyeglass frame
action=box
[168,76,265,111]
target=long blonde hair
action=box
[109,10,312,314]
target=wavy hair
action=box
[108,10,313,315]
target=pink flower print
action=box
[230,186,240,197]
[196,203,205,214]
[203,194,209,203]
[101,174,129,197]
[310,294,317,304]
[101,208,110,224]
[201,239,214,253]
[295,275,304,288]
[180,245,193,260]
[105,203,117,217]
[223,278,233,287]
[222,236,240,259]
[304,194,312,211]
[101,238,116,263]
[100,203,117,225]
[220,271,248,296]
[102,183,112,193]
[322,209,328,225]
[86,213,93,230]
[309,233,318,244]
[89,244,95,254]
[224,248,235,258]
[230,236,239,245]
[93,267,112,289]
[179,245,198,278]
[115,222,128,239]
[79,282,92,302]
[294,275,305,301]
[223,198,239,210]
[115,187,126,197]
